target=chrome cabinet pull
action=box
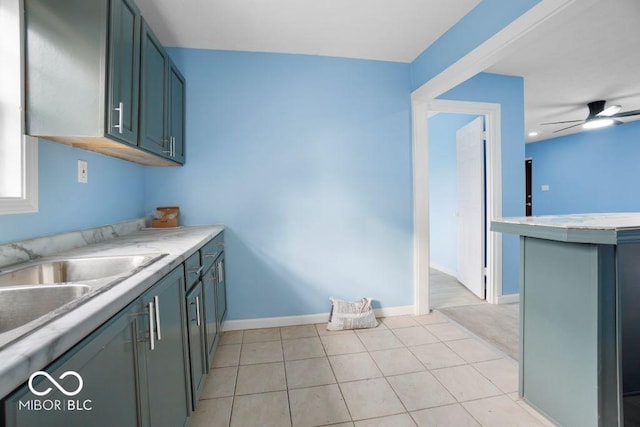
[195,296,201,326]
[148,302,155,351]
[171,136,176,157]
[113,102,123,134]
[154,295,161,341]
[217,261,224,283]
[203,252,216,258]
[215,242,224,247]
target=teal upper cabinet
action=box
[106,0,141,146]
[24,0,184,166]
[139,20,185,164]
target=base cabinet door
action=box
[186,282,207,409]
[202,267,218,369]
[3,302,141,427]
[139,267,191,427]
[215,253,227,329]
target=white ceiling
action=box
[487,0,640,143]
[136,0,640,144]
[135,0,480,63]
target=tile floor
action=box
[429,268,485,309]
[192,313,555,427]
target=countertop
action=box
[491,213,640,244]
[0,224,224,398]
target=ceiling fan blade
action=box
[540,120,584,125]
[553,122,585,133]
[612,110,640,118]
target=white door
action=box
[456,117,485,299]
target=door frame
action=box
[410,0,585,315]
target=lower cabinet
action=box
[202,264,218,369]
[3,301,141,427]
[140,267,191,427]
[2,266,191,427]
[185,282,207,410]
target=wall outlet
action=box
[541,184,550,192]
[78,160,88,183]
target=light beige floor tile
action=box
[409,343,466,370]
[354,413,416,426]
[410,403,480,427]
[281,324,318,340]
[392,327,439,346]
[243,327,281,343]
[201,366,237,398]
[445,338,503,363]
[432,365,503,402]
[339,378,405,420]
[413,312,448,326]
[235,362,286,395]
[424,323,470,341]
[356,330,404,351]
[369,348,425,376]
[462,395,546,426]
[231,391,291,427]
[283,336,325,360]
[381,316,420,329]
[316,323,356,336]
[212,344,241,367]
[289,384,351,427]
[386,371,456,411]
[191,397,233,427]
[473,358,519,393]
[327,424,355,427]
[240,340,283,365]
[286,357,336,389]
[320,334,366,355]
[219,330,243,345]
[329,352,383,382]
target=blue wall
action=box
[410,0,541,90]
[0,140,145,244]
[526,120,640,215]
[428,113,481,274]
[145,49,413,320]
[438,73,525,295]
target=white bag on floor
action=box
[327,297,378,331]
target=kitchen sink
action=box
[0,253,166,344]
[0,254,163,287]
[0,284,91,334]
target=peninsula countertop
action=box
[491,213,640,244]
[0,224,224,398]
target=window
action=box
[0,0,38,214]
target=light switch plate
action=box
[541,184,550,192]
[78,160,88,183]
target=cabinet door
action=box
[215,254,227,328]
[186,282,207,409]
[107,0,141,145]
[3,302,142,427]
[168,61,186,164]
[202,267,218,369]
[139,20,168,157]
[140,267,191,426]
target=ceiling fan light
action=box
[597,105,622,117]
[583,118,615,129]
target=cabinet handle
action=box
[195,295,201,326]
[113,102,124,134]
[171,136,176,157]
[148,302,155,351]
[218,261,224,283]
[203,252,216,258]
[154,295,162,341]
[216,242,224,247]
[188,265,204,276]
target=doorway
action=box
[428,113,487,309]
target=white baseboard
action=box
[497,293,520,304]
[222,305,415,332]
[430,263,458,278]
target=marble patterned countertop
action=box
[0,221,224,398]
[491,213,640,244]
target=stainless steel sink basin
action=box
[0,254,162,287]
[0,284,91,334]
[0,253,166,345]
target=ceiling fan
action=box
[541,100,640,133]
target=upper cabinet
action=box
[139,21,185,163]
[24,0,185,166]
